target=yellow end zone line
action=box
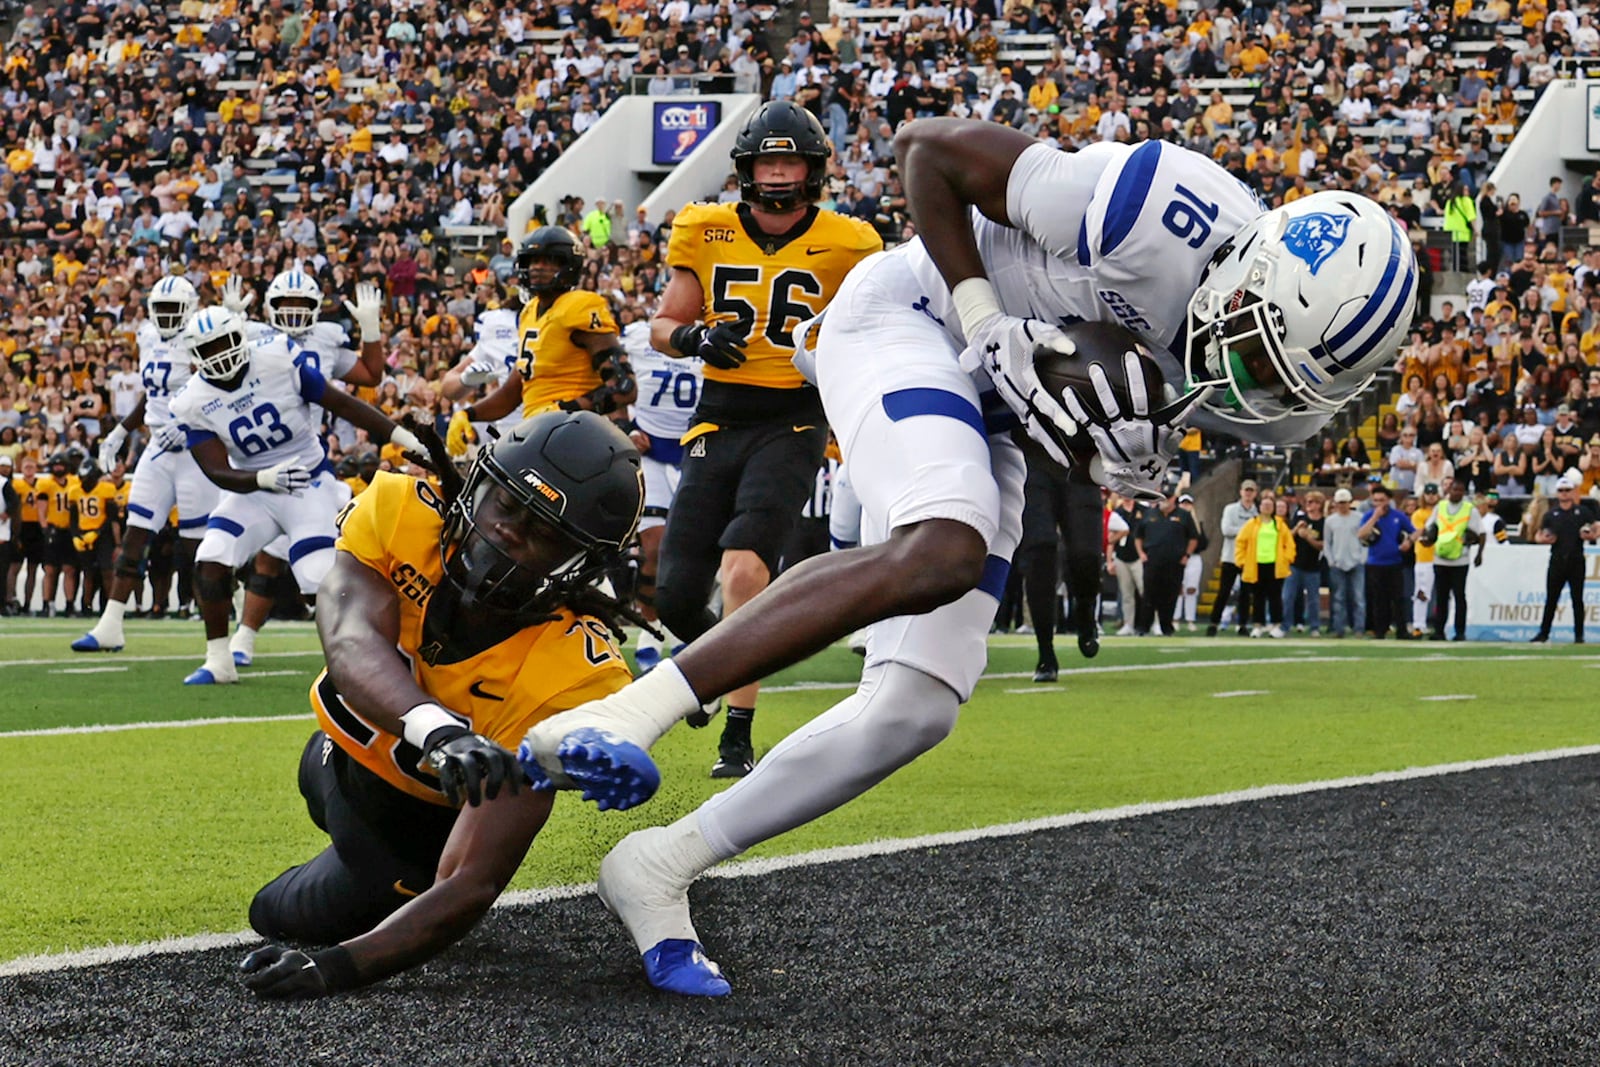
[5,744,1599,978]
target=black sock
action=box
[722,706,754,746]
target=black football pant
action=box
[1536,559,1586,640]
[1019,470,1103,663]
[1142,559,1182,635]
[250,732,457,945]
[1430,565,1469,639]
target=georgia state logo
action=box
[1281,212,1350,275]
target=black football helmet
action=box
[731,100,831,213]
[78,456,102,486]
[440,410,643,619]
[515,226,584,301]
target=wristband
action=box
[400,702,464,750]
[951,277,1002,336]
[311,945,362,992]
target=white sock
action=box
[636,626,664,656]
[99,599,127,631]
[205,636,231,668]
[605,815,727,953]
[231,624,258,654]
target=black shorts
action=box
[77,533,115,574]
[16,524,42,563]
[41,527,74,568]
[666,420,829,576]
[249,731,458,945]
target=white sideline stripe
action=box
[50,666,129,675]
[1212,690,1270,698]
[0,714,314,738]
[5,744,1599,979]
[242,670,310,679]
[0,622,320,639]
[0,651,320,669]
[1420,694,1477,702]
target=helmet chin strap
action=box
[1220,348,1261,410]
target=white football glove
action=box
[459,367,497,388]
[949,278,1079,468]
[221,274,255,314]
[150,422,187,454]
[388,425,424,460]
[98,424,128,470]
[256,462,312,494]
[1060,353,1210,502]
[342,282,384,344]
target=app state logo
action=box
[1281,212,1349,275]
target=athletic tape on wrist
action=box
[951,277,1003,337]
[401,702,463,750]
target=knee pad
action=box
[246,569,278,597]
[113,552,147,582]
[194,566,232,605]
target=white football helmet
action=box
[264,269,322,336]
[182,307,250,383]
[1185,191,1418,427]
[147,276,199,340]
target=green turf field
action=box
[1,617,1594,963]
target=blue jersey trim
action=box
[127,502,156,520]
[296,359,329,404]
[208,516,246,537]
[1100,141,1163,258]
[882,387,986,438]
[177,514,209,530]
[645,432,684,466]
[185,428,218,449]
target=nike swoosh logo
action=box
[793,425,816,433]
[392,879,419,898]
[805,247,828,255]
[469,680,504,701]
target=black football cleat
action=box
[1032,661,1059,683]
[710,740,754,779]
[1077,625,1099,658]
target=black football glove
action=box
[672,322,749,370]
[422,726,523,807]
[241,944,359,1000]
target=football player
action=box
[240,412,646,999]
[618,311,703,673]
[68,458,119,615]
[648,99,883,777]
[516,119,1418,997]
[167,307,426,686]
[447,227,636,455]
[72,276,213,651]
[33,452,79,616]
[437,290,523,444]
[7,455,45,614]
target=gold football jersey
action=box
[34,474,79,529]
[69,480,119,532]
[312,472,631,806]
[514,289,618,417]
[667,202,882,389]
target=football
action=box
[1031,320,1171,464]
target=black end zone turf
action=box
[4,756,1599,1065]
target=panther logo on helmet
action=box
[1281,212,1350,275]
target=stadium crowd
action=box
[2,0,1600,621]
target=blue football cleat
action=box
[232,650,253,667]
[641,939,731,997]
[517,727,660,811]
[70,632,122,653]
[633,646,661,675]
[183,665,236,685]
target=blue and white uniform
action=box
[814,139,1263,698]
[170,328,342,593]
[248,319,361,382]
[124,320,221,539]
[623,320,701,530]
[461,307,523,439]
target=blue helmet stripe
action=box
[1309,217,1410,370]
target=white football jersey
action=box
[170,328,331,473]
[246,319,359,381]
[136,320,196,429]
[463,307,520,380]
[897,140,1262,357]
[623,321,701,448]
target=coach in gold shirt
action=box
[650,101,882,779]
[241,412,647,998]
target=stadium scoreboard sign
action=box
[653,101,720,166]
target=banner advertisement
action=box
[1465,544,1600,641]
[652,101,720,166]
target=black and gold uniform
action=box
[10,466,44,565]
[34,458,79,568]
[656,194,880,629]
[514,288,619,416]
[69,470,120,572]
